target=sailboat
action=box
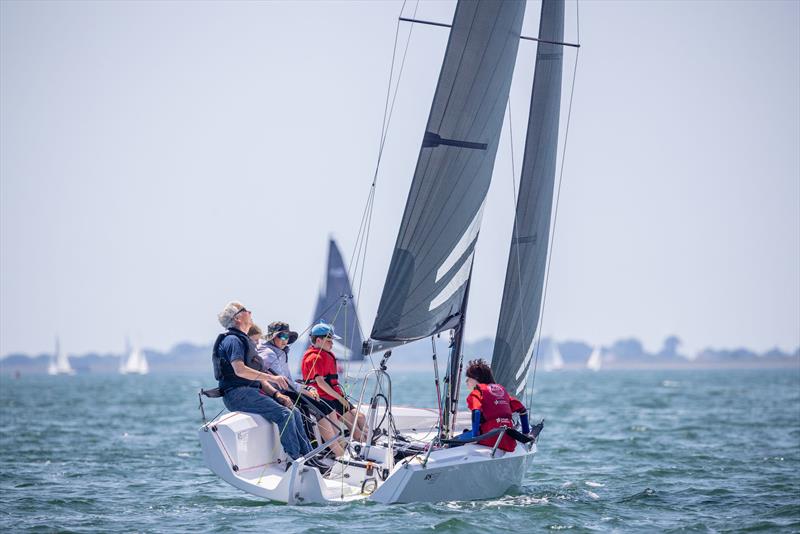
[586,345,602,371]
[542,339,565,372]
[199,0,574,504]
[48,337,75,376]
[120,340,149,375]
[294,238,364,364]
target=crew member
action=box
[246,324,264,370]
[301,323,367,442]
[462,358,530,452]
[212,301,312,460]
[257,321,346,457]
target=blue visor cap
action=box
[310,322,342,340]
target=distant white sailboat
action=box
[586,346,602,371]
[542,340,564,372]
[120,342,149,375]
[47,355,58,375]
[48,337,75,375]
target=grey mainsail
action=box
[369,0,526,348]
[491,0,565,396]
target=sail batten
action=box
[370,0,526,345]
[492,0,565,393]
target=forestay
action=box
[492,0,565,395]
[370,0,526,347]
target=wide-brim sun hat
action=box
[267,321,299,344]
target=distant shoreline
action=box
[2,335,797,376]
[1,357,797,376]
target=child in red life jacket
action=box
[301,322,368,442]
[461,359,530,452]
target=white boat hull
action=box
[199,407,536,505]
[370,440,535,504]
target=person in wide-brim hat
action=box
[256,321,347,457]
[266,321,298,345]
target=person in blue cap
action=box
[301,322,367,442]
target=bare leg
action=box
[342,410,368,442]
[316,416,345,457]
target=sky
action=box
[1,0,798,359]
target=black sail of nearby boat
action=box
[369,0,526,351]
[299,238,364,361]
[491,0,565,396]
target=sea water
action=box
[0,369,798,532]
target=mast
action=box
[442,276,470,439]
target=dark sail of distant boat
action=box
[491,0,565,396]
[300,238,364,362]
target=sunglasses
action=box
[276,332,290,341]
[233,307,249,318]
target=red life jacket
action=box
[475,383,517,452]
[301,346,342,401]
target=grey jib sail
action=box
[492,0,565,395]
[311,238,364,361]
[370,0,526,346]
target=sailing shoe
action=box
[305,458,331,475]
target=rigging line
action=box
[350,0,418,275]
[529,45,582,408]
[303,295,349,337]
[341,304,350,379]
[345,0,410,284]
[257,301,341,455]
[347,188,374,342]
[347,1,417,362]
[379,0,408,153]
[348,187,375,299]
[348,204,378,379]
[257,385,313,484]
[372,0,419,188]
[346,0,415,281]
[431,336,444,436]
[257,297,350,483]
[353,189,377,370]
[316,293,365,399]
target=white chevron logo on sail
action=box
[435,200,486,282]
[515,338,536,380]
[429,251,474,310]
